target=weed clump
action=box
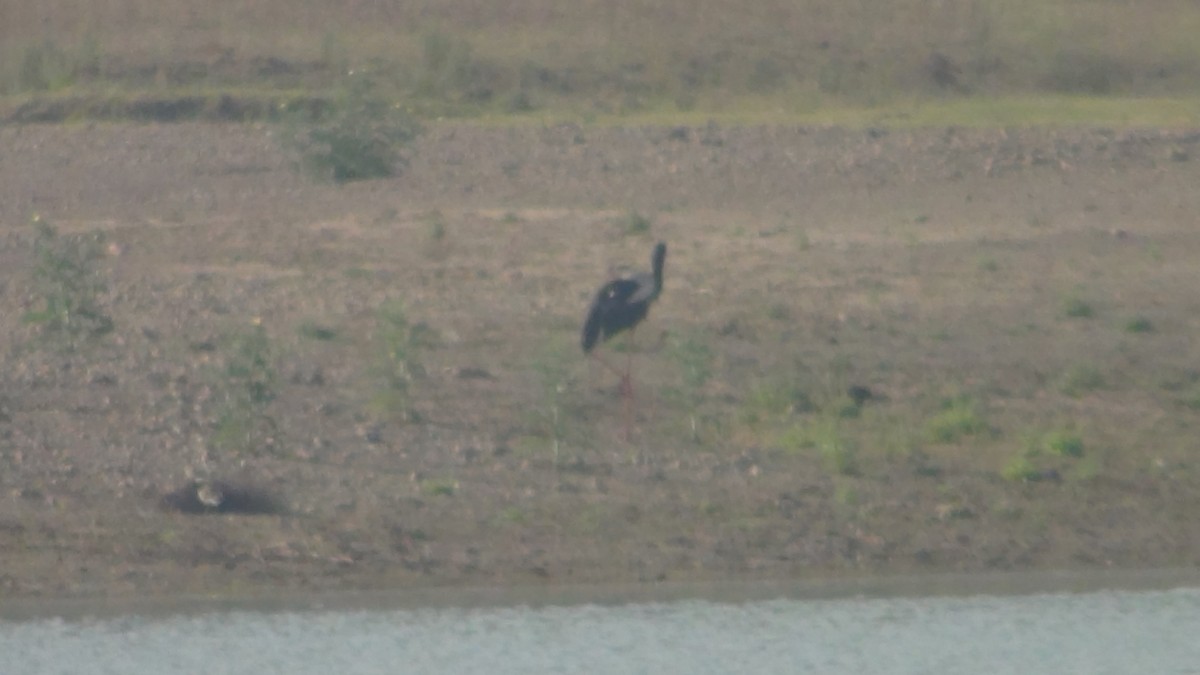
[23,215,113,346]
[285,73,421,184]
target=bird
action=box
[581,242,667,436]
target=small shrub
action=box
[285,73,421,184]
[23,216,113,345]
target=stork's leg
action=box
[590,350,626,383]
[589,333,639,442]
[621,327,638,441]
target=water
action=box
[3,574,1199,674]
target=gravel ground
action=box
[1,121,1199,600]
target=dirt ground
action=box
[1,121,1199,601]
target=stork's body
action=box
[581,242,667,437]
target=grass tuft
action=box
[925,396,988,444]
[1123,316,1154,334]
[1043,428,1084,458]
[1061,294,1095,319]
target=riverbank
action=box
[1,122,1199,600]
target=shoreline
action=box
[5,567,1200,622]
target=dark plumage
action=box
[582,242,667,353]
[581,242,667,440]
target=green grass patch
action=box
[925,396,988,444]
[1043,428,1084,458]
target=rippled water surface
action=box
[4,577,1199,674]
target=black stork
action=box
[581,242,667,437]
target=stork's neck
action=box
[650,244,666,297]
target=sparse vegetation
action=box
[1002,455,1041,482]
[925,396,988,444]
[740,379,811,426]
[667,333,715,441]
[22,216,113,346]
[283,72,422,183]
[370,301,435,421]
[211,324,278,457]
[529,336,576,460]
[780,417,858,475]
[4,8,1200,596]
